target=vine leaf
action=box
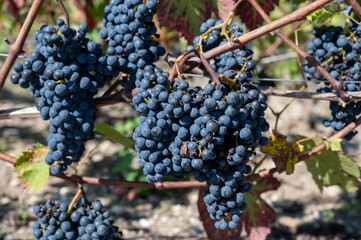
[325,138,342,152]
[242,174,280,240]
[111,149,134,173]
[234,0,279,31]
[70,0,96,28]
[197,187,242,240]
[260,129,304,174]
[291,0,308,4]
[215,0,280,30]
[14,144,50,191]
[306,2,346,23]
[158,0,216,42]
[94,123,135,149]
[216,0,235,21]
[297,136,360,193]
[114,116,139,135]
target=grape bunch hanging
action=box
[10,19,124,175]
[132,19,269,229]
[304,19,361,140]
[32,199,122,239]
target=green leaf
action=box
[114,116,139,135]
[291,0,308,4]
[125,170,140,181]
[112,149,134,173]
[298,137,360,193]
[306,9,325,23]
[14,144,50,191]
[325,138,342,152]
[306,2,346,23]
[94,123,134,149]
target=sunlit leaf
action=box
[14,144,50,191]
[216,0,235,21]
[298,136,360,193]
[306,2,346,23]
[325,138,342,152]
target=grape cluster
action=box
[304,23,361,139]
[132,18,269,229]
[10,19,119,174]
[32,199,122,240]
[99,0,165,89]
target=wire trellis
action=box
[182,74,361,84]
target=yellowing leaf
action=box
[260,130,303,174]
[14,144,50,191]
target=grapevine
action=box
[0,0,360,239]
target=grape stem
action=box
[195,0,245,51]
[56,0,70,26]
[180,49,221,85]
[67,188,83,215]
[247,0,350,103]
[0,0,45,93]
[169,49,221,85]
[77,184,88,208]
